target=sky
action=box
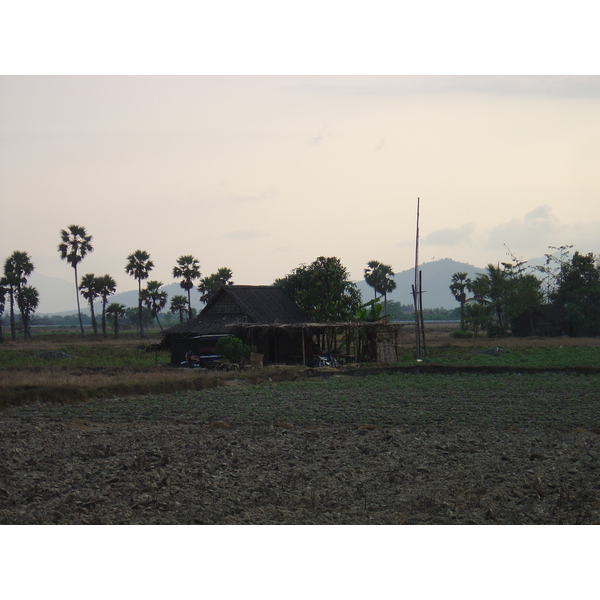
[2,75,599,300]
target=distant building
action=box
[511,304,568,337]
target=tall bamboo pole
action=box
[412,197,427,359]
[413,198,421,358]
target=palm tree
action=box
[106,302,127,339]
[485,263,509,334]
[170,294,189,324]
[4,251,34,340]
[141,280,168,330]
[125,250,154,338]
[16,285,39,339]
[173,255,201,320]
[58,225,93,338]
[364,260,396,313]
[79,273,101,336]
[96,274,117,339]
[198,267,234,304]
[449,272,471,330]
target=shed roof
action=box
[163,285,309,337]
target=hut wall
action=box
[170,336,223,365]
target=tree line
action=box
[1,223,399,341]
[450,245,600,337]
[0,225,235,341]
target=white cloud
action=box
[484,205,600,258]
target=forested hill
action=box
[354,258,484,310]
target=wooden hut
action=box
[161,284,406,366]
[161,285,309,365]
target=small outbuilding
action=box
[511,304,568,337]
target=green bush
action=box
[450,329,473,339]
[214,336,252,363]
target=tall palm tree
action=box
[96,274,117,339]
[449,272,471,330]
[169,295,189,324]
[106,302,127,339]
[16,285,39,339]
[125,250,154,338]
[4,251,34,340]
[141,280,168,330]
[58,225,93,338]
[79,273,100,336]
[172,255,201,320]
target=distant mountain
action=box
[354,258,485,310]
[29,272,78,314]
[90,283,204,315]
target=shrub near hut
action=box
[214,336,252,364]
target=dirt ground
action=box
[1,377,599,525]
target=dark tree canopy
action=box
[275,256,362,322]
[198,267,233,304]
[552,251,600,336]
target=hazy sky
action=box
[2,75,599,296]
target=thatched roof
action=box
[163,285,309,337]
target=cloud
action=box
[300,76,600,100]
[423,222,476,246]
[485,205,560,252]
[484,205,600,258]
[374,138,385,153]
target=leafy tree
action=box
[449,272,471,330]
[275,256,362,322]
[141,280,168,330]
[96,274,117,339]
[126,306,153,330]
[58,225,93,338]
[16,285,39,339]
[364,260,396,311]
[463,301,491,336]
[125,250,154,338]
[552,251,600,336]
[79,273,100,336]
[354,298,387,322]
[198,267,234,304]
[464,262,543,336]
[170,294,189,324]
[106,302,127,339]
[173,255,201,320]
